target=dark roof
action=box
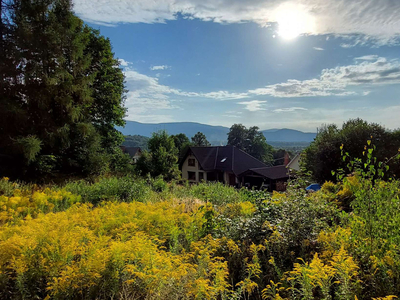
[184,145,268,176]
[121,147,141,158]
[240,165,289,180]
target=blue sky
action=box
[73,0,400,131]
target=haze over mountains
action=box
[119,121,317,143]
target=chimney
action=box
[283,152,290,166]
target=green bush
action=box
[63,176,157,204]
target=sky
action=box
[73,0,400,132]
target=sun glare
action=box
[274,3,316,40]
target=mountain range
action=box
[118,121,317,143]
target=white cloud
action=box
[118,58,131,67]
[122,55,400,122]
[313,47,324,51]
[200,91,249,100]
[274,107,308,112]
[238,100,267,112]
[355,55,379,61]
[249,56,400,97]
[121,64,252,121]
[73,0,400,45]
[123,69,176,121]
[150,65,170,71]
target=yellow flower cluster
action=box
[265,248,360,300]
[0,200,231,299]
[0,188,80,225]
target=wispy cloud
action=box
[238,100,267,112]
[355,55,379,61]
[313,47,324,51]
[123,55,400,122]
[222,111,242,118]
[150,65,170,71]
[74,0,400,45]
[274,107,308,112]
[249,56,400,97]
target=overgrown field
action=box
[0,176,399,300]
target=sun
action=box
[274,3,316,40]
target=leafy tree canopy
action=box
[191,132,211,147]
[0,0,126,179]
[302,118,400,183]
[172,133,192,162]
[136,131,180,181]
[227,124,274,165]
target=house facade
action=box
[180,146,289,191]
[287,153,301,171]
[121,146,142,163]
[181,146,242,185]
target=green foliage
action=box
[303,118,400,183]
[0,0,126,179]
[172,133,192,162]
[273,149,293,166]
[122,135,150,150]
[1,169,400,299]
[228,124,274,164]
[136,130,180,181]
[14,135,42,163]
[63,176,158,204]
[191,131,211,146]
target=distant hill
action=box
[118,121,316,144]
[118,121,230,142]
[122,135,150,150]
[262,129,316,143]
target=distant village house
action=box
[121,146,142,163]
[287,153,301,171]
[180,145,290,191]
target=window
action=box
[188,158,195,167]
[199,172,204,181]
[188,171,196,181]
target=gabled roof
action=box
[183,145,268,176]
[121,147,141,158]
[287,153,301,169]
[240,165,289,180]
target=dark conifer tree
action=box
[0,0,126,178]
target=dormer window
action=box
[188,158,195,167]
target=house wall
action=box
[181,154,204,183]
[133,153,141,164]
[181,154,238,185]
[287,155,301,171]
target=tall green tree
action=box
[191,132,211,147]
[227,124,273,164]
[172,133,191,162]
[0,0,126,178]
[227,124,247,150]
[302,118,400,183]
[136,131,180,180]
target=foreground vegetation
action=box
[0,169,399,300]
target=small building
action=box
[121,146,142,163]
[287,153,301,172]
[239,166,289,192]
[180,145,289,191]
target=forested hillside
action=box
[123,135,150,150]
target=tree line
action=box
[135,125,281,180]
[302,118,400,183]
